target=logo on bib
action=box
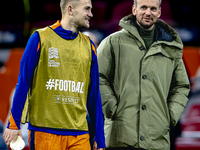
[48,47,60,67]
[54,95,80,105]
[45,79,85,94]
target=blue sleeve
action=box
[87,40,106,148]
[7,32,40,129]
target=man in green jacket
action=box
[97,0,190,149]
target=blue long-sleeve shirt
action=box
[7,21,105,148]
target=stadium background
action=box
[0,0,200,149]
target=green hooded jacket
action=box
[97,15,190,150]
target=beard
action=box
[73,18,90,31]
[137,17,156,29]
[72,12,90,31]
[77,21,90,30]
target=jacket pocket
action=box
[111,95,120,120]
[104,118,119,147]
[150,127,170,150]
[161,127,170,148]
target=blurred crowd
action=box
[0,0,199,48]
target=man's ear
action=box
[157,7,161,18]
[132,5,137,16]
[68,5,73,15]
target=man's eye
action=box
[141,6,147,10]
[85,7,91,11]
[151,7,157,11]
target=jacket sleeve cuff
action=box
[104,99,117,118]
[168,101,185,127]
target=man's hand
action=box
[3,128,23,147]
[93,141,104,150]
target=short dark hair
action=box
[134,0,162,8]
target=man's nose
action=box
[88,10,93,18]
[145,8,151,15]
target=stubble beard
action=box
[137,17,155,30]
[72,12,90,31]
[75,19,90,30]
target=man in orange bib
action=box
[3,0,105,149]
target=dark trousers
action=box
[106,147,145,150]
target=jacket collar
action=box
[119,14,183,50]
